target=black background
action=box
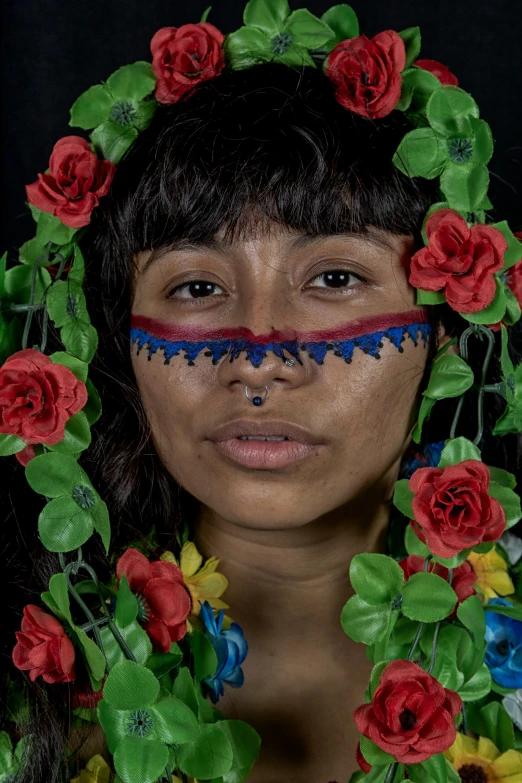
[1,0,522,257]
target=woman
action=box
[1,8,521,783]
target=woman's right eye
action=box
[167,281,225,303]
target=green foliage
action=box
[393,479,414,518]
[437,436,482,467]
[398,27,421,69]
[341,595,395,645]
[190,628,219,681]
[457,595,486,648]
[115,575,139,628]
[401,572,458,622]
[350,554,404,604]
[320,4,359,42]
[100,620,152,668]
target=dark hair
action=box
[2,61,520,782]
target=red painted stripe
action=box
[131,309,429,344]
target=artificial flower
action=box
[501,531,522,566]
[161,541,229,619]
[399,440,445,479]
[485,598,522,688]
[503,690,522,731]
[0,349,87,449]
[409,209,507,314]
[116,548,191,653]
[199,600,248,704]
[409,460,506,559]
[12,604,76,684]
[26,136,115,228]
[467,548,515,604]
[326,31,406,119]
[172,776,198,783]
[151,23,225,104]
[414,59,458,86]
[356,741,371,773]
[399,555,476,614]
[70,755,111,783]
[445,732,522,783]
[71,680,105,710]
[354,659,461,763]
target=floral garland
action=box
[1,1,522,782]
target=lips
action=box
[208,418,323,445]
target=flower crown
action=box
[2,1,522,782]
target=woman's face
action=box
[130,221,431,530]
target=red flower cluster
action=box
[12,605,76,684]
[409,461,506,559]
[26,136,115,229]
[0,349,87,463]
[151,23,225,104]
[116,548,191,652]
[354,660,461,763]
[414,59,458,86]
[326,31,405,119]
[410,209,506,314]
[399,555,476,615]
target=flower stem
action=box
[384,761,398,783]
[427,568,452,676]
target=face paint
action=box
[130,310,432,368]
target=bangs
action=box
[99,61,440,264]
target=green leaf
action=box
[75,627,107,681]
[190,628,219,682]
[38,495,95,552]
[25,452,87,496]
[438,436,481,467]
[36,212,78,246]
[284,9,335,49]
[470,118,494,166]
[426,354,474,400]
[18,235,50,266]
[115,574,138,628]
[69,245,86,284]
[144,647,182,679]
[368,661,388,697]
[221,720,261,783]
[48,572,73,624]
[341,595,392,644]
[106,62,156,103]
[92,501,111,554]
[61,320,98,363]
[440,163,490,213]
[4,264,52,305]
[151,695,200,744]
[404,524,430,557]
[70,84,113,130]
[503,286,521,326]
[460,277,506,325]
[393,479,414,518]
[480,701,515,752]
[0,434,25,456]
[488,480,521,530]
[398,27,421,69]
[457,595,485,648]
[397,67,442,115]
[90,120,138,165]
[393,127,447,179]
[176,723,234,779]
[243,0,290,35]
[47,411,91,455]
[412,396,436,443]
[427,86,479,138]
[489,466,517,489]
[402,572,457,622]
[113,736,168,783]
[224,27,272,69]
[320,4,359,42]
[458,663,491,702]
[83,379,102,425]
[350,554,404,605]
[408,754,448,783]
[97,700,126,753]
[431,549,471,569]
[49,351,88,382]
[100,620,152,668]
[172,666,199,718]
[46,279,88,328]
[359,735,394,766]
[274,45,315,67]
[416,289,446,305]
[103,660,159,710]
[201,6,212,22]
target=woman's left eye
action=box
[307,270,363,291]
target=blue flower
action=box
[485,598,522,688]
[199,600,248,704]
[399,441,445,479]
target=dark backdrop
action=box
[1,0,521,257]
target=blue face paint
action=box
[130,311,432,369]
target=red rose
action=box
[488,232,522,331]
[151,23,225,104]
[0,349,88,447]
[356,742,372,773]
[410,209,506,314]
[399,555,476,616]
[414,59,458,86]
[354,660,461,763]
[26,136,116,229]
[12,605,76,684]
[326,31,406,119]
[409,461,506,559]
[116,548,191,652]
[71,680,105,710]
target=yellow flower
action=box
[445,733,522,783]
[70,755,111,783]
[172,776,198,783]
[161,542,233,628]
[467,548,515,605]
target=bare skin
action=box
[127,221,435,782]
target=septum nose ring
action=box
[245,356,295,405]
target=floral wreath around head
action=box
[2,2,522,782]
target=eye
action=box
[167,280,225,303]
[307,270,364,292]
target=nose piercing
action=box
[245,385,269,406]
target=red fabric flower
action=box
[399,555,476,616]
[488,232,522,332]
[116,548,191,652]
[0,349,88,447]
[26,136,116,229]
[410,209,506,314]
[12,605,76,684]
[414,59,458,86]
[151,23,225,104]
[326,31,405,119]
[354,660,461,763]
[409,461,506,559]
[356,742,372,773]
[71,680,105,710]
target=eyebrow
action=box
[138,230,396,278]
